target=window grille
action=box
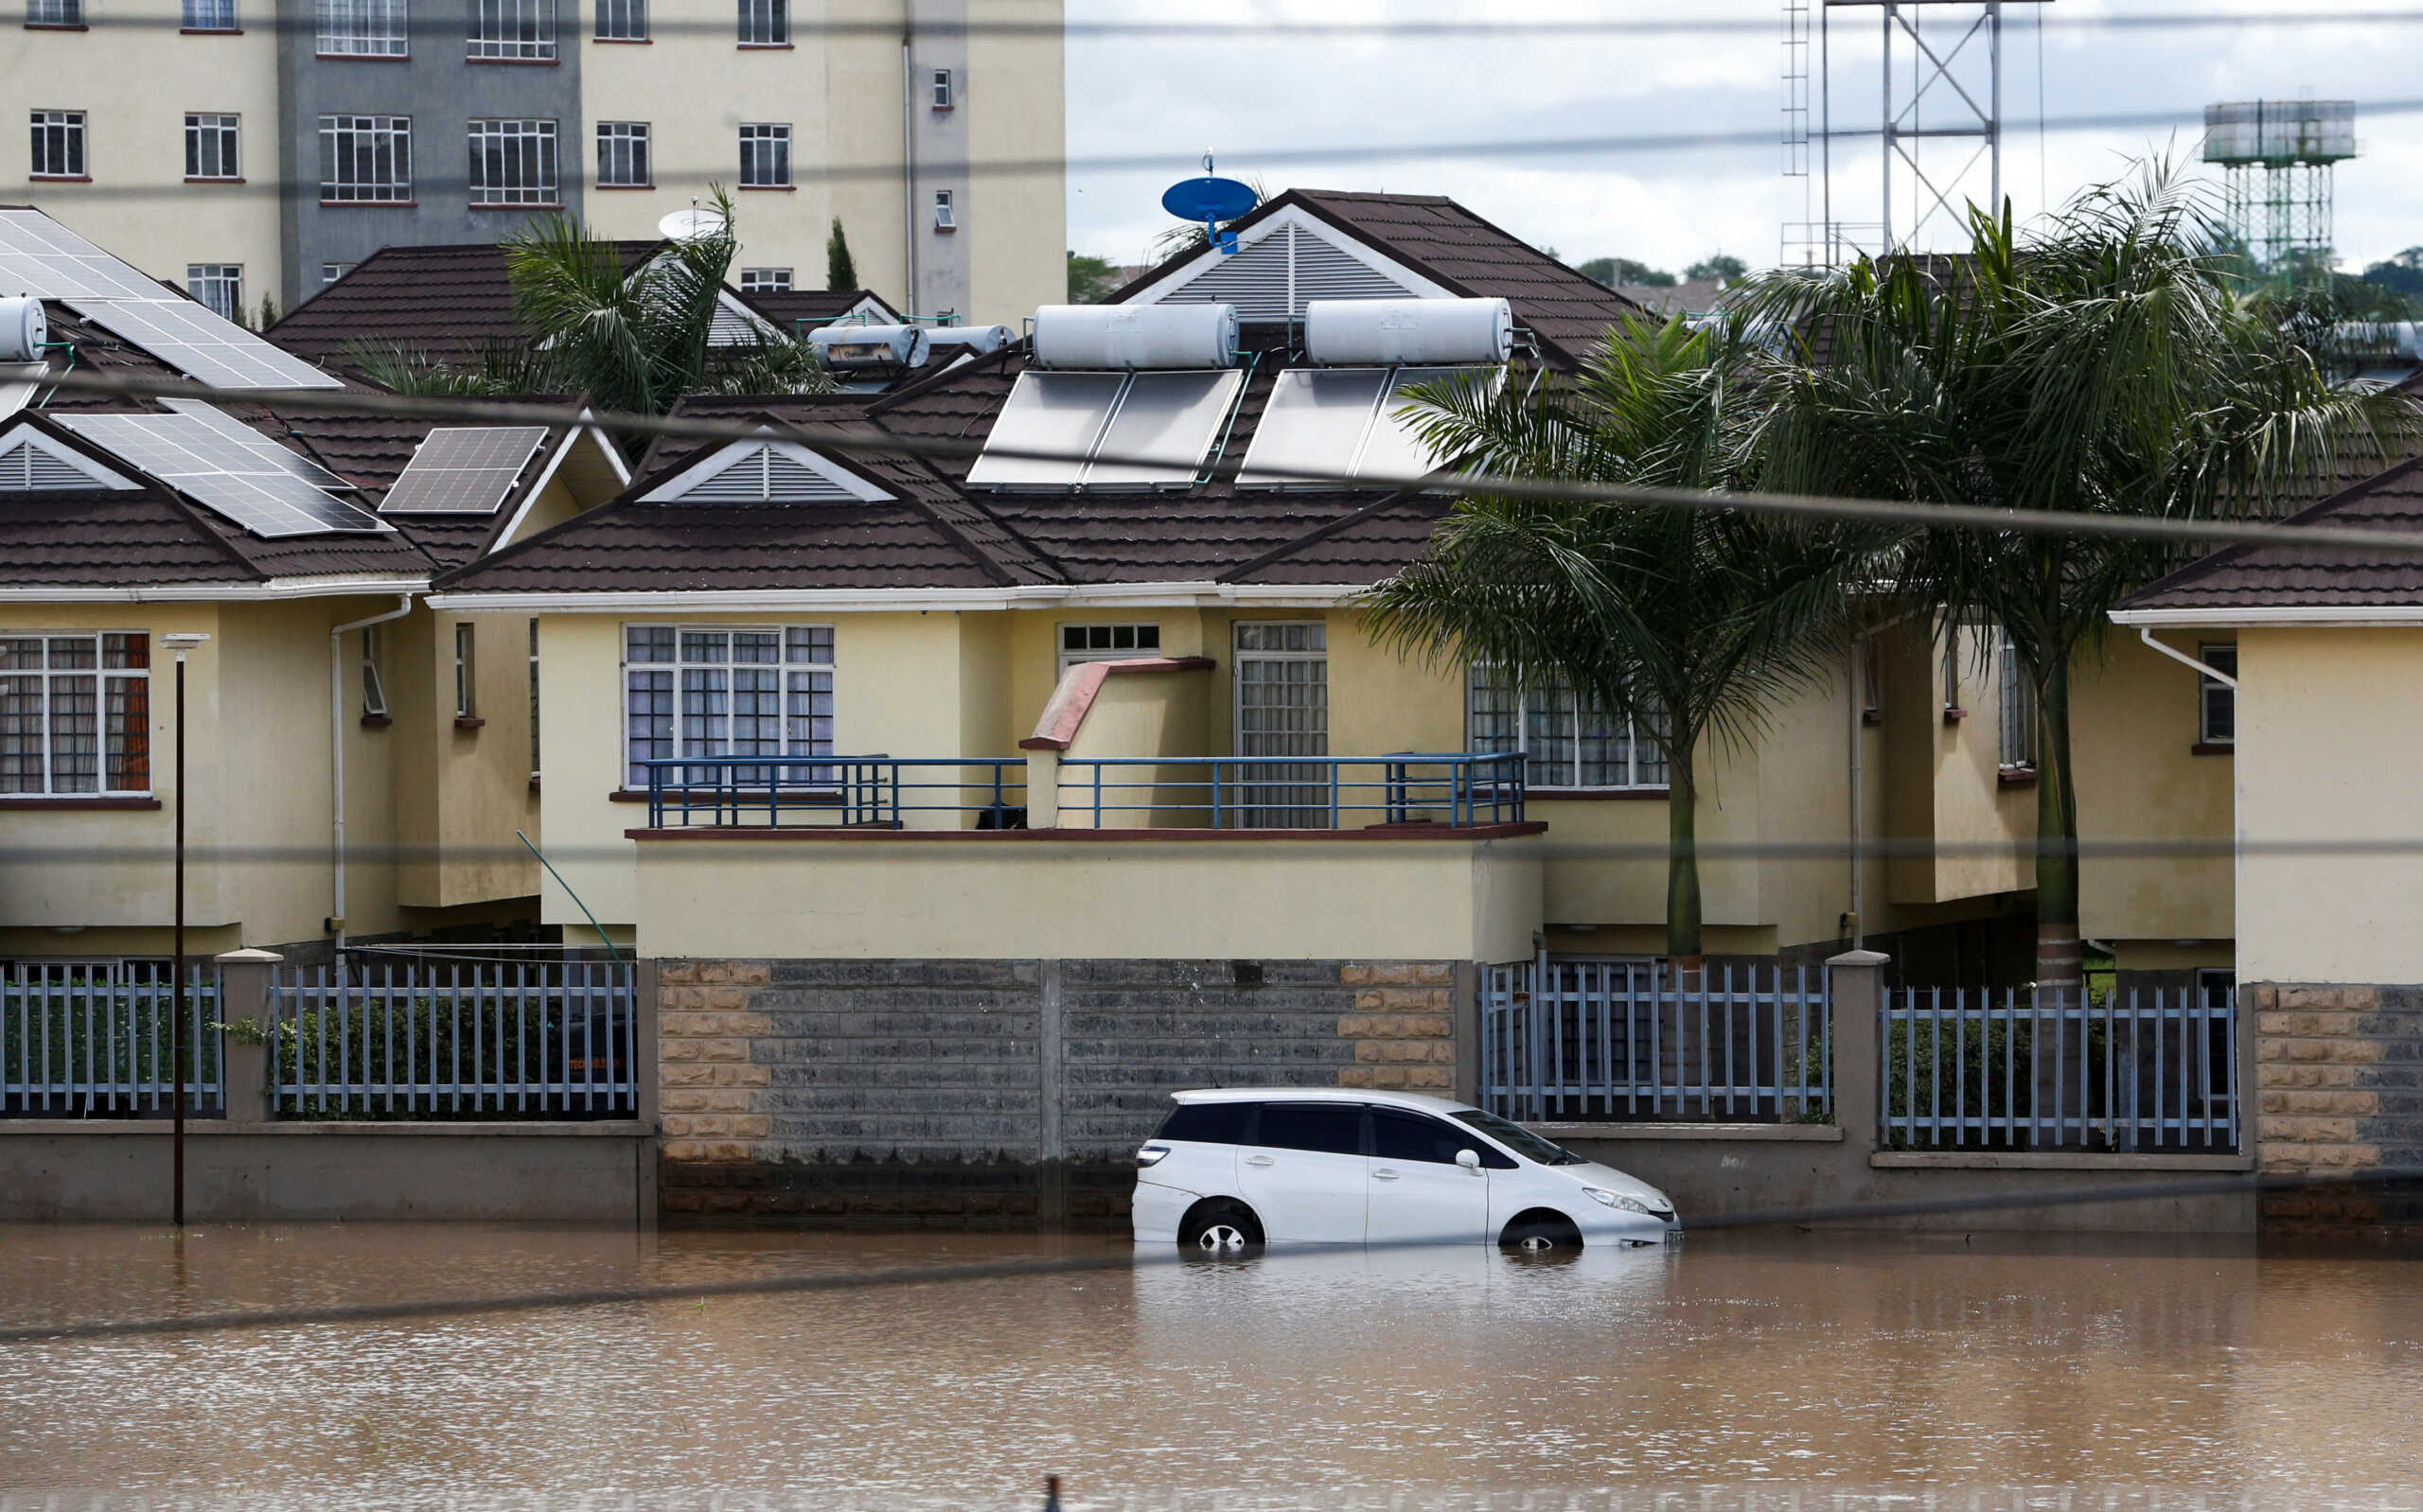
[27,0,81,24]
[320,114,412,202]
[1059,624,1160,670]
[736,0,786,44]
[186,265,243,323]
[29,112,86,179]
[183,0,237,28]
[315,0,407,57]
[469,118,557,205]
[738,122,789,186]
[593,0,643,39]
[469,0,555,58]
[0,633,151,797]
[622,625,834,787]
[1467,665,1668,790]
[594,120,648,186]
[739,268,791,292]
[2198,643,2237,746]
[1997,634,2036,771]
[185,113,239,180]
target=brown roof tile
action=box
[2119,454,2423,613]
[265,241,662,374]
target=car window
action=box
[1451,1108,1583,1165]
[1249,1102,1364,1156]
[1155,1101,1253,1145]
[1371,1108,1485,1166]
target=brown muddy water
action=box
[1,1224,2420,1510]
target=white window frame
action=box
[186,264,243,323]
[469,0,556,59]
[736,0,786,44]
[932,189,955,230]
[1466,663,1669,792]
[2198,642,2236,747]
[468,117,557,207]
[931,67,954,109]
[30,111,86,179]
[184,113,240,181]
[0,632,153,799]
[27,0,81,24]
[593,0,643,39]
[454,623,477,719]
[182,0,237,29]
[360,624,387,719]
[315,0,407,57]
[1058,623,1160,671]
[321,261,355,286]
[594,120,649,187]
[320,114,412,203]
[1996,633,2037,773]
[739,267,792,293]
[527,620,541,778]
[738,122,789,187]
[620,624,836,789]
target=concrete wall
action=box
[2247,981,2423,1243]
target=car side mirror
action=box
[1456,1148,1482,1172]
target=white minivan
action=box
[1131,1087,1679,1252]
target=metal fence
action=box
[1,961,221,1116]
[1058,752,1528,830]
[269,958,636,1117]
[1480,956,1831,1124]
[643,756,1028,829]
[1879,986,2239,1151]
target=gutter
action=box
[2112,605,2423,628]
[328,594,416,962]
[425,582,1379,613]
[0,575,431,603]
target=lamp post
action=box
[159,632,208,1227]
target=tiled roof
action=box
[1220,495,1450,586]
[27,302,192,411]
[265,241,663,373]
[739,288,898,335]
[2119,454,2423,613]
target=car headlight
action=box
[1581,1187,1654,1216]
[1136,1144,1170,1169]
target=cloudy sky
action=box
[1063,0,2423,278]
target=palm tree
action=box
[1362,315,1860,967]
[1737,165,2412,990]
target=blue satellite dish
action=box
[1160,176,1259,224]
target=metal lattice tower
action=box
[2202,100,2356,286]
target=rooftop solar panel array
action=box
[379,426,549,514]
[966,369,1244,490]
[1237,365,1500,487]
[0,210,171,302]
[58,413,391,537]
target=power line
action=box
[34,367,2423,560]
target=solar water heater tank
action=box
[810,323,930,368]
[1306,297,1512,367]
[0,296,46,362]
[927,324,1013,358]
[1030,304,1237,370]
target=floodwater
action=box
[2,1224,2421,1511]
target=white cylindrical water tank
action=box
[809,323,930,368]
[927,324,1013,357]
[1305,297,1512,366]
[0,296,46,362]
[1030,304,1237,370]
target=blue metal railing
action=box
[1056,752,1526,830]
[642,756,1028,829]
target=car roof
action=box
[1169,1087,1479,1116]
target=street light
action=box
[159,632,208,1227]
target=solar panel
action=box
[966,371,1124,487]
[1236,367,1391,487]
[159,400,354,489]
[1084,370,1247,488]
[67,298,345,391]
[57,413,391,537]
[379,427,549,514]
[1351,366,1501,483]
[0,210,171,302]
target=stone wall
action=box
[2253,982,2423,1244]
[654,958,1466,1227]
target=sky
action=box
[1062,0,2423,278]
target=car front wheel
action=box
[1499,1212,1584,1254]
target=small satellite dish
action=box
[1160,153,1257,255]
[657,207,727,242]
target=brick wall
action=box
[2253,983,2423,1244]
[654,957,1466,1227]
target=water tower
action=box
[2202,99,2356,284]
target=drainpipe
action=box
[2135,626,2237,688]
[901,16,920,318]
[1848,631,1866,948]
[329,595,416,964]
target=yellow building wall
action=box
[962,0,1069,325]
[0,0,283,307]
[2074,629,2236,950]
[2235,627,2423,984]
[397,612,541,911]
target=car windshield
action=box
[1451,1108,1584,1165]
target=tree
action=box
[1736,166,2410,989]
[1576,257,1674,289]
[826,219,858,291]
[1361,316,1857,966]
[1684,254,1747,285]
[2361,247,2423,298]
[1067,251,1121,304]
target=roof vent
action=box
[0,296,46,362]
[1031,304,1236,370]
[1305,297,1511,367]
[810,323,930,369]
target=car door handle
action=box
[1245,1154,1274,1167]
[1371,1169,1401,1181]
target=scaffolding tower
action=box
[2202,100,2356,285]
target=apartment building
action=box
[1,0,1064,320]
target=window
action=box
[316,0,407,56]
[29,112,85,179]
[1467,665,1667,791]
[468,118,557,206]
[739,267,791,293]
[1152,1101,1251,1146]
[184,0,237,28]
[186,265,242,323]
[0,633,150,797]
[320,114,412,203]
[930,67,953,109]
[594,120,648,186]
[26,0,80,24]
[2198,643,2237,747]
[1371,1108,1488,1167]
[527,620,540,777]
[1059,624,1159,670]
[321,261,355,285]
[469,0,555,59]
[736,0,785,44]
[184,113,239,181]
[1247,1103,1362,1157]
[453,623,477,719]
[622,624,834,787]
[593,0,643,38]
[932,189,955,230]
[1997,634,2036,772]
[360,624,387,718]
[738,122,789,187]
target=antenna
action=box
[656,207,727,243]
[1159,152,1259,256]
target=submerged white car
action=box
[1131,1087,1680,1253]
